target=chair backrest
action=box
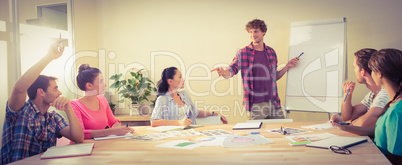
[196,116,221,125]
[246,119,294,123]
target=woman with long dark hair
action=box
[151,67,227,127]
[331,49,402,164]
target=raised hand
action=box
[46,39,66,60]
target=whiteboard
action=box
[285,18,346,113]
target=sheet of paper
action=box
[165,129,201,137]
[189,136,226,147]
[146,126,185,132]
[199,129,232,137]
[266,127,311,135]
[94,133,134,141]
[285,132,337,143]
[301,121,335,130]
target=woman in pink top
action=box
[71,64,134,139]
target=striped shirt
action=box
[228,42,281,111]
[151,90,199,125]
[361,87,388,110]
[1,100,68,164]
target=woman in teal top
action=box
[331,48,402,164]
[151,67,228,127]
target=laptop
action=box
[306,136,367,149]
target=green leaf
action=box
[128,79,135,85]
[130,71,136,77]
[109,81,120,88]
[109,73,122,80]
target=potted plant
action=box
[108,102,116,114]
[109,69,157,116]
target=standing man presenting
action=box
[1,40,84,164]
[211,19,299,119]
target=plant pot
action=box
[138,104,153,116]
[128,104,139,116]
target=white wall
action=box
[72,0,402,123]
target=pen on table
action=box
[298,52,304,58]
[344,88,350,102]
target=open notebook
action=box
[40,143,95,159]
[306,136,367,149]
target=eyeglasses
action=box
[329,145,352,155]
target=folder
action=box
[306,136,367,149]
[40,143,95,159]
[232,122,262,130]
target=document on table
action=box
[301,121,335,130]
[285,133,338,146]
[94,133,134,141]
[146,126,186,132]
[40,143,94,159]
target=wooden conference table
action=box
[11,121,391,165]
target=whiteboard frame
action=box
[284,18,346,114]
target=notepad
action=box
[306,136,367,149]
[232,122,262,130]
[40,143,94,159]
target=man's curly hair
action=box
[246,19,267,33]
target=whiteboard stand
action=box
[285,110,290,119]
